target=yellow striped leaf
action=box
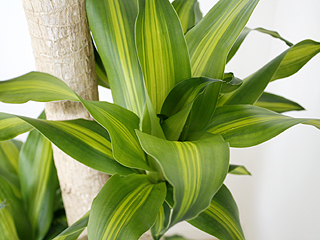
[188,185,245,240]
[255,92,304,113]
[0,72,78,103]
[3,114,133,175]
[205,105,320,148]
[229,165,251,176]
[0,175,32,240]
[136,131,230,227]
[86,0,146,117]
[220,40,320,105]
[151,202,171,240]
[18,129,58,240]
[186,0,259,79]
[81,100,153,172]
[0,200,20,240]
[0,113,33,141]
[172,0,203,34]
[0,139,21,175]
[53,211,89,240]
[88,174,166,240]
[136,0,191,114]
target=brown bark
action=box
[22,0,108,238]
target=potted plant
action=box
[0,0,319,239]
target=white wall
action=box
[1,1,320,239]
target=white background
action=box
[1,1,320,239]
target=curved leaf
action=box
[53,211,89,240]
[3,114,132,175]
[86,0,145,117]
[136,131,230,227]
[205,105,320,147]
[186,0,259,79]
[80,100,153,172]
[0,72,78,103]
[172,0,203,34]
[161,77,220,118]
[0,139,21,174]
[19,130,58,240]
[188,185,245,240]
[229,165,251,176]
[255,92,304,113]
[136,0,191,114]
[220,40,320,105]
[227,27,293,63]
[151,202,171,240]
[0,113,33,141]
[88,174,166,240]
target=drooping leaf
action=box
[220,40,320,105]
[172,0,203,34]
[0,72,78,103]
[227,27,293,63]
[186,0,259,79]
[229,165,252,175]
[18,129,58,240]
[0,113,33,141]
[86,0,146,117]
[221,73,243,93]
[136,131,230,227]
[2,114,132,175]
[53,211,89,240]
[255,92,304,113]
[205,105,320,147]
[136,0,191,114]
[87,174,166,240]
[0,176,32,240]
[188,185,245,240]
[80,100,153,172]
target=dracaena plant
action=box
[1,0,320,239]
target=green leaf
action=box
[0,139,21,174]
[3,114,132,175]
[221,73,243,93]
[53,211,89,240]
[188,185,245,240]
[136,131,230,227]
[0,175,32,240]
[0,113,33,141]
[161,103,193,141]
[151,202,171,240]
[229,165,251,176]
[18,130,58,240]
[161,77,220,118]
[94,46,110,89]
[86,0,146,117]
[87,174,166,240]
[271,40,320,81]
[80,100,153,172]
[172,0,203,34]
[0,72,78,103]
[136,0,191,114]
[186,0,259,79]
[227,27,293,63]
[255,92,304,113]
[220,40,320,105]
[165,235,192,240]
[205,105,320,148]
[0,200,20,240]
[141,94,166,139]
